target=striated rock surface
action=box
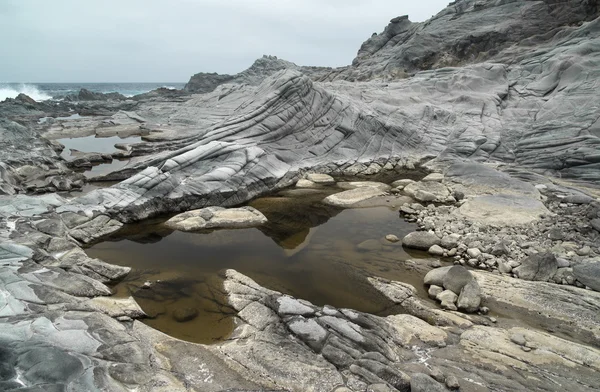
[0,1,600,391]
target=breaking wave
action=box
[0,84,52,102]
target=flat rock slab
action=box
[457,194,550,226]
[305,173,335,184]
[165,206,268,231]
[336,181,391,191]
[473,271,600,346]
[322,187,386,207]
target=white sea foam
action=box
[0,84,52,102]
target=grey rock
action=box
[457,280,482,313]
[441,234,461,249]
[562,195,595,204]
[424,266,453,286]
[402,231,441,250]
[573,263,600,292]
[591,219,600,233]
[429,244,445,256]
[410,373,448,392]
[443,266,474,295]
[428,285,444,300]
[445,375,460,390]
[437,290,458,311]
[513,253,558,282]
[165,206,268,231]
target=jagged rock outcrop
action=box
[348,0,600,79]
[184,54,333,93]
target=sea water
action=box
[0,82,186,102]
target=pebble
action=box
[385,234,399,243]
[445,375,460,390]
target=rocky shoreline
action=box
[1,0,600,390]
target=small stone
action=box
[489,317,497,323]
[428,285,444,300]
[142,281,152,289]
[445,375,460,390]
[437,290,458,310]
[576,246,591,256]
[422,173,444,182]
[521,346,532,352]
[510,333,527,346]
[429,244,445,256]
[429,259,442,268]
[117,316,133,322]
[447,248,457,257]
[479,306,489,315]
[556,258,570,268]
[466,248,482,259]
[498,261,512,274]
[385,234,399,243]
[429,366,445,382]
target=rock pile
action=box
[424,266,483,313]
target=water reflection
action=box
[87,191,429,343]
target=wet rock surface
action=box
[0,0,599,390]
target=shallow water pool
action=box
[87,191,431,343]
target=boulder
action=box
[442,266,474,295]
[457,280,482,313]
[402,231,441,250]
[424,266,453,286]
[513,252,558,282]
[573,263,600,291]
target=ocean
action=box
[0,82,186,102]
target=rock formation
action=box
[1,0,600,390]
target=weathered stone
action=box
[165,206,268,231]
[443,266,474,295]
[513,253,557,282]
[424,266,452,286]
[457,280,482,313]
[323,187,386,207]
[402,231,441,250]
[429,244,445,256]
[573,263,600,292]
[410,373,447,392]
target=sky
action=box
[1,0,450,82]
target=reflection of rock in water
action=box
[250,195,342,250]
[95,217,175,244]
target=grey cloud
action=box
[0,0,449,82]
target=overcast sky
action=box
[1,0,449,82]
